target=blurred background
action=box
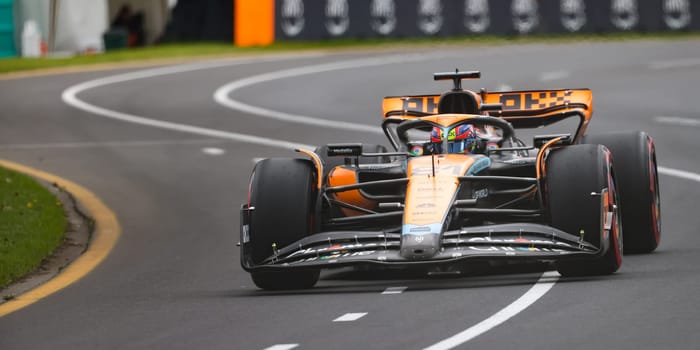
[0,0,697,59]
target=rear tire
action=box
[247,158,320,290]
[546,145,623,276]
[580,132,660,253]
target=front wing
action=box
[240,220,606,272]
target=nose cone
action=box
[400,233,440,259]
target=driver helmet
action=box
[431,124,480,154]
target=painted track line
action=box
[423,271,560,350]
[201,147,226,156]
[333,312,368,322]
[382,286,407,295]
[654,116,700,127]
[264,344,299,350]
[659,166,700,183]
[61,54,324,151]
[0,160,120,317]
[0,138,229,150]
[539,70,569,82]
[649,58,700,70]
[213,52,463,135]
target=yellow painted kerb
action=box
[0,159,121,317]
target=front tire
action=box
[246,158,320,290]
[581,132,660,253]
[546,145,623,276]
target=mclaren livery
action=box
[240,70,661,290]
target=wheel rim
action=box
[649,140,661,244]
[610,171,623,265]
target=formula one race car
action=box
[239,70,661,290]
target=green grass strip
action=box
[1,32,699,75]
[0,166,66,288]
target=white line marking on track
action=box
[201,147,225,155]
[333,312,368,322]
[0,139,226,150]
[654,116,700,127]
[61,54,324,151]
[539,70,570,81]
[264,344,299,350]
[423,271,560,350]
[649,58,700,70]
[382,286,407,295]
[659,166,700,183]
[213,52,462,134]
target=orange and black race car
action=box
[239,70,661,290]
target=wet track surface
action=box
[1,40,700,349]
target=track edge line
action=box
[0,159,121,317]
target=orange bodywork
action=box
[536,137,563,180]
[404,155,474,227]
[327,166,377,216]
[382,89,593,141]
[296,148,323,189]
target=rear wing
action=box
[382,89,593,140]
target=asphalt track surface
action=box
[1,40,700,349]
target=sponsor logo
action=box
[468,236,573,248]
[241,224,250,243]
[560,0,586,32]
[411,211,438,216]
[414,235,425,243]
[472,187,489,199]
[280,0,305,37]
[410,225,432,232]
[293,250,376,263]
[464,0,490,33]
[611,0,638,30]
[416,186,444,192]
[511,0,539,34]
[371,0,397,35]
[418,0,443,35]
[331,148,355,154]
[326,0,350,36]
[287,242,379,258]
[467,246,564,252]
[664,0,691,30]
[410,144,424,156]
[416,202,436,209]
[412,165,465,176]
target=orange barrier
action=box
[234,0,274,47]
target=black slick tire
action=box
[581,132,661,253]
[546,144,623,276]
[247,158,320,290]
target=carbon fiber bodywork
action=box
[240,206,610,272]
